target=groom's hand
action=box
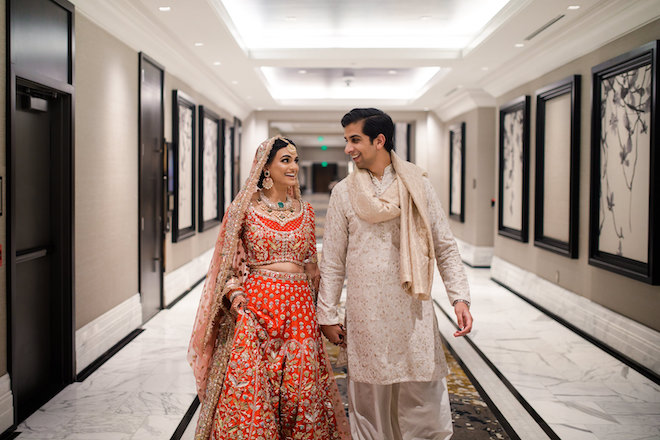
[453,302,473,337]
[321,324,347,348]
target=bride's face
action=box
[266,146,299,188]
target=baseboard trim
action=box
[75,293,143,374]
[75,328,144,382]
[166,276,206,310]
[490,256,660,381]
[454,238,493,268]
[0,375,14,435]
[164,248,214,307]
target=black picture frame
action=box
[534,75,581,258]
[498,95,531,242]
[589,40,659,284]
[231,117,242,198]
[198,106,224,232]
[172,90,196,242]
[449,122,466,222]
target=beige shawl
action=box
[347,152,435,300]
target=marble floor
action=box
[11,200,660,439]
[432,267,660,440]
[15,285,201,440]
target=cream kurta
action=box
[317,165,470,385]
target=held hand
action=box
[453,302,473,337]
[230,295,246,316]
[311,266,321,293]
[320,324,347,348]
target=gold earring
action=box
[263,170,273,190]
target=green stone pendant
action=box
[277,201,284,208]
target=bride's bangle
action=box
[229,290,245,303]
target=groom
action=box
[317,108,473,439]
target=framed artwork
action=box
[589,40,659,284]
[449,122,466,222]
[498,95,530,242]
[223,125,232,213]
[172,90,196,242]
[231,117,242,198]
[534,75,581,258]
[198,106,224,232]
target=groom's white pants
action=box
[347,378,453,440]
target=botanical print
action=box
[203,117,218,222]
[224,128,232,212]
[501,109,524,230]
[450,128,462,216]
[598,65,650,262]
[178,105,193,229]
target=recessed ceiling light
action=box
[285,16,297,21]
[481,66,489,71]
[423,107,429,111]
[194,42,204,47]
[158,6,171,12]
[298,70,307,74]
[514,43,525,48]
[567,5,580,10]
[231,80,238,85]
[388,70,397,74]
[257,107,264,111]
[246,96,252,100]
[420,16,431,20]
[213,61,221,66]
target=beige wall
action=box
[163,75,231,273]
[76,12,246,319]
[75,14,140,328]
[0,0,7,375]
[494,19,660,331]
[425,108,496,249]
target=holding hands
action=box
[320,324,346,348]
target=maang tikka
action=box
[262,169,274,190]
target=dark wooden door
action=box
[312,163,338,193]
[139,55,164,322]
[13,85,71,422]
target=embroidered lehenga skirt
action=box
[210,269,348,440]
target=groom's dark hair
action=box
[341,108,395,152]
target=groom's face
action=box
[343,120,381,170]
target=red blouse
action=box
[242,200,317,268]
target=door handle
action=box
[16,247,48,264]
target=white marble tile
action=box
[605,381,660,403]
[130,415,184,440]
[434,264,660,440]
[116,392,196,416]
[40,387,131,415]
[549,423,600,440]
[595,401,660,416]
[60,414,146,437]
[549,382,624,402]
[15,274,204,439]
[586,424,660,440]
[17,410,75,438]
[531,400,619,425]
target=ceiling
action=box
[73,0,659,122]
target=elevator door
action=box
[13,86,69,422]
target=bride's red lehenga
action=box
[212,203,346,439]
[188,136,350,440]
